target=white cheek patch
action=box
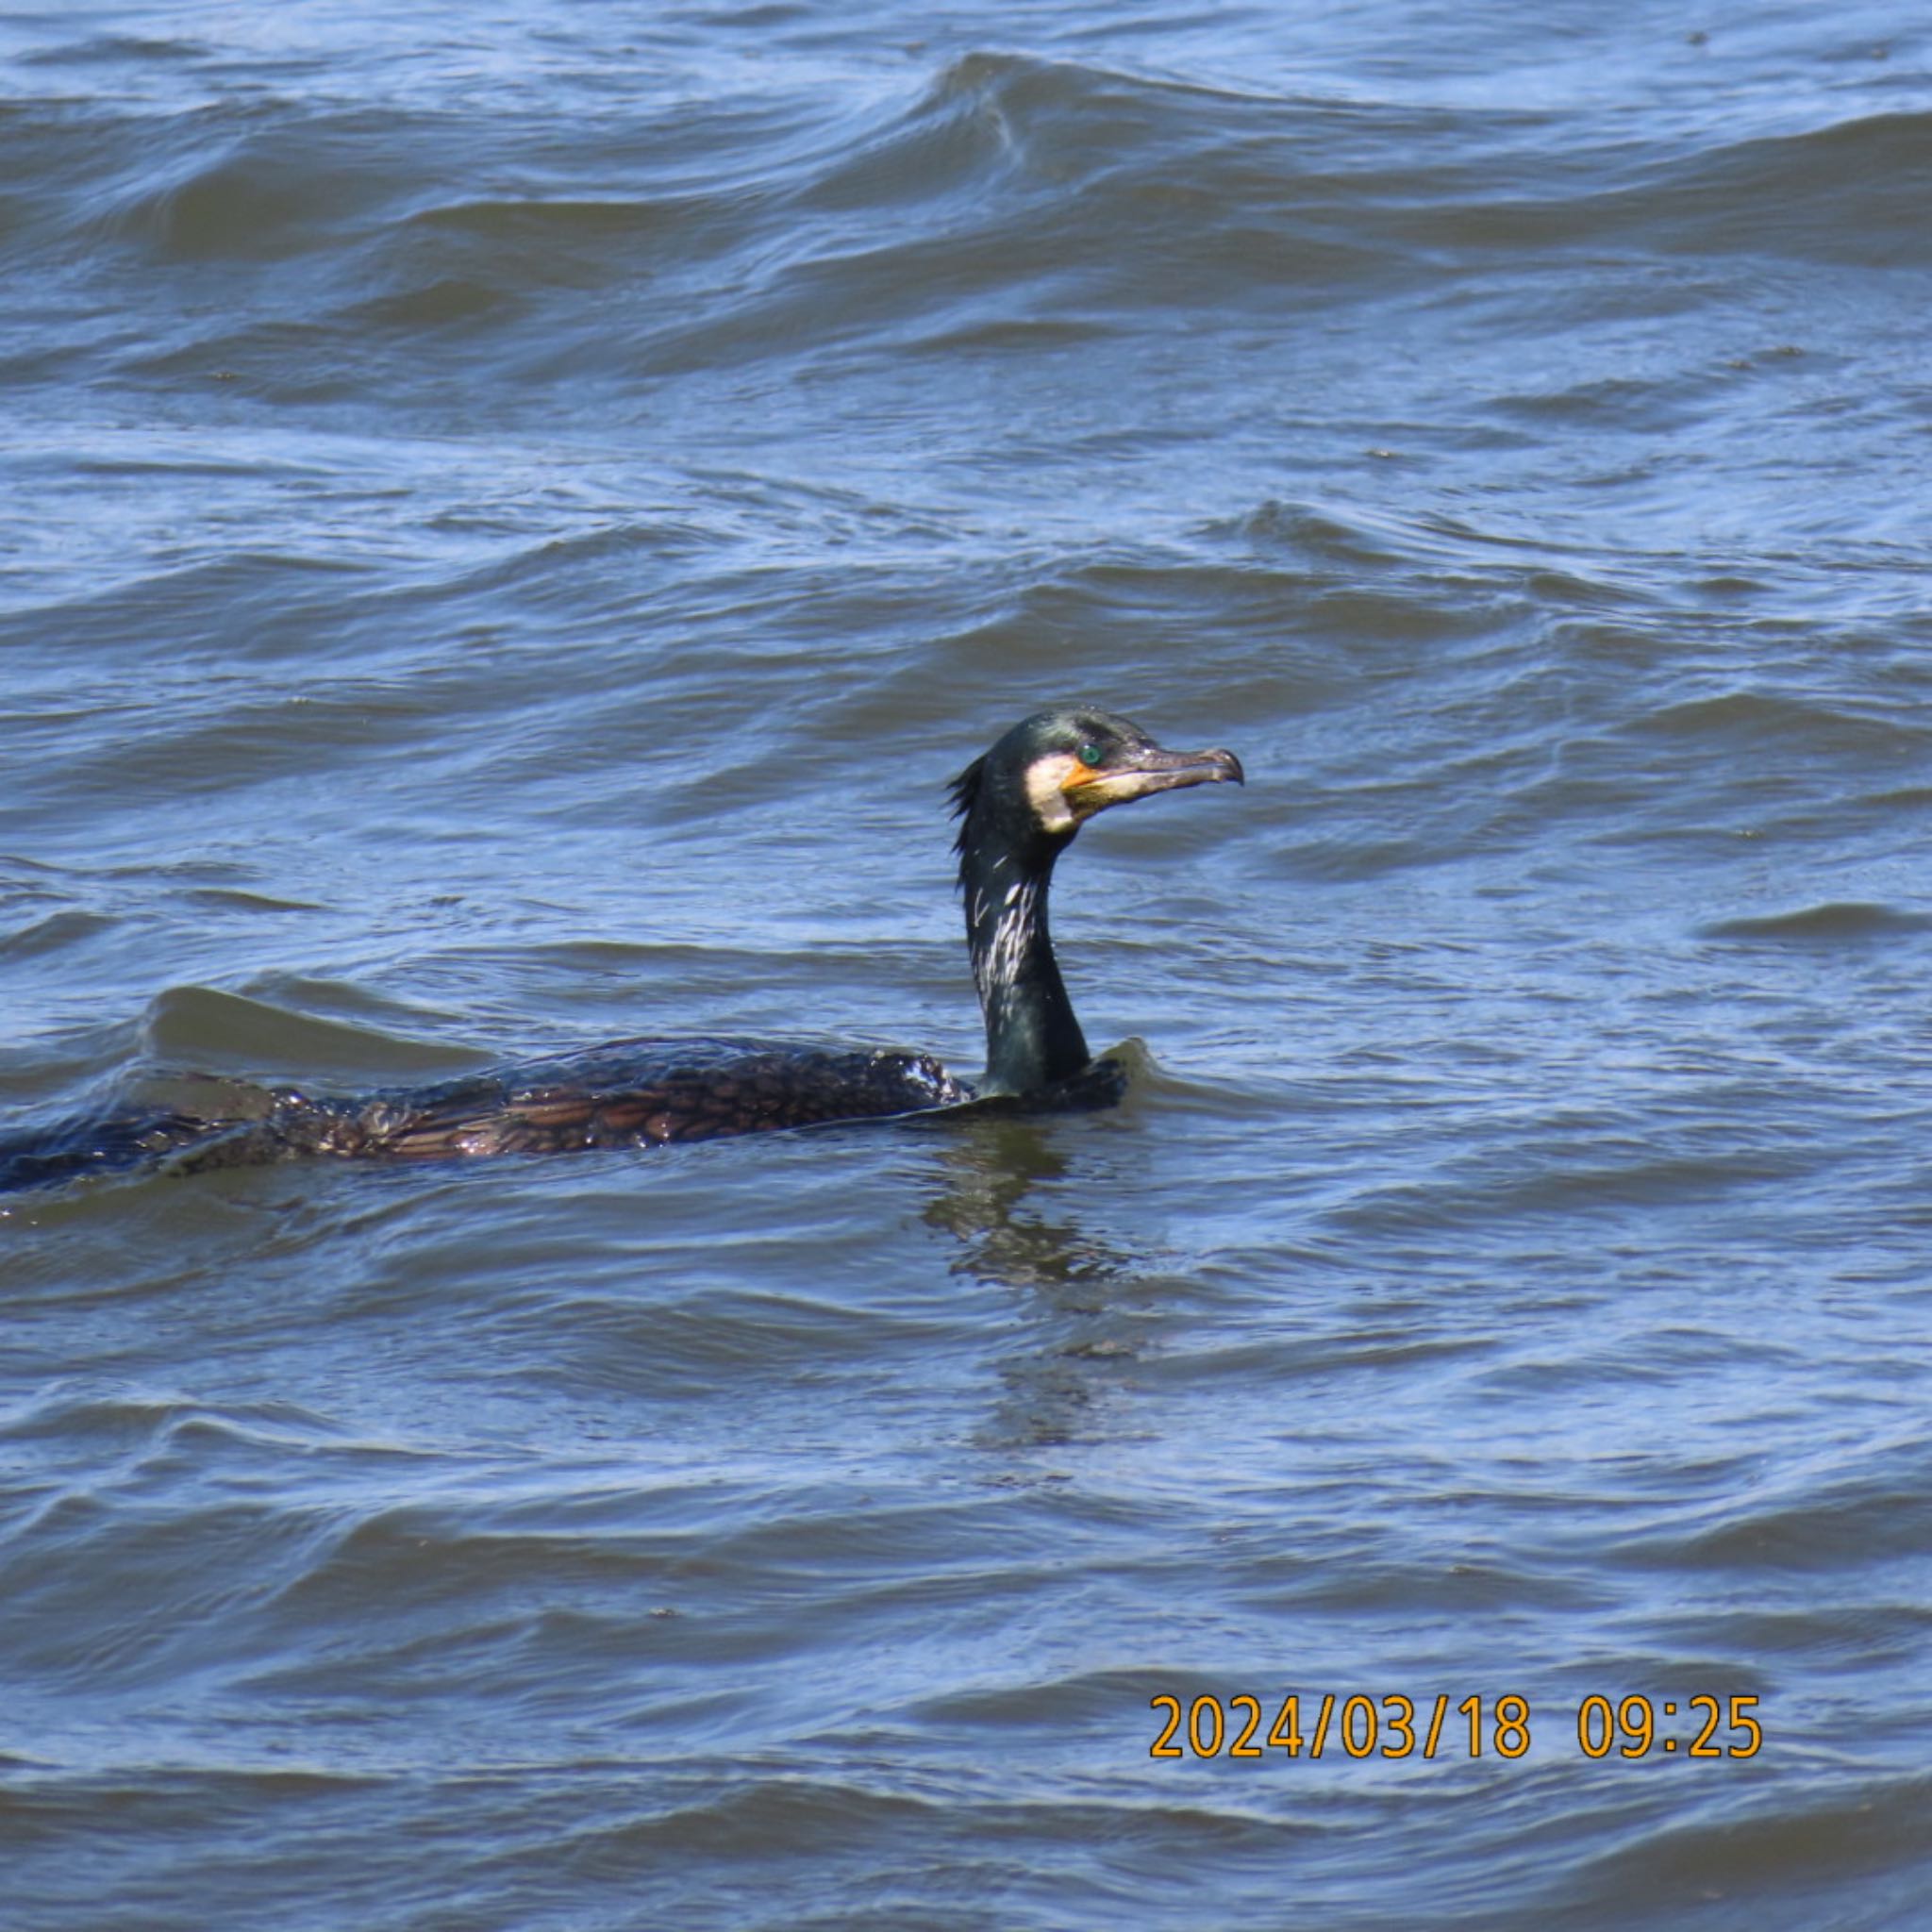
[1024,753,1080,834]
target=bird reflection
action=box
[910,1091,1155,1452]
[919,1110,1124,1292]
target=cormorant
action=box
[0,708,1241,1190]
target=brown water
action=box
[5,5,1932,1927]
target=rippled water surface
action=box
[6,4,1932,1927]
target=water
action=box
[5,4,1932,1926]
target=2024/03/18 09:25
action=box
[1148,1691,1763,1761]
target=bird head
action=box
[951,707,1243,865]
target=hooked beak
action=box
[1060,741,1244,818]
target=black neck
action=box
[960,826,1089,1095]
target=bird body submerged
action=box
[0,708,1241,1190]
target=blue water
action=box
[5,5,1932,1927]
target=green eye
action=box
[1077,742,1103,767]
